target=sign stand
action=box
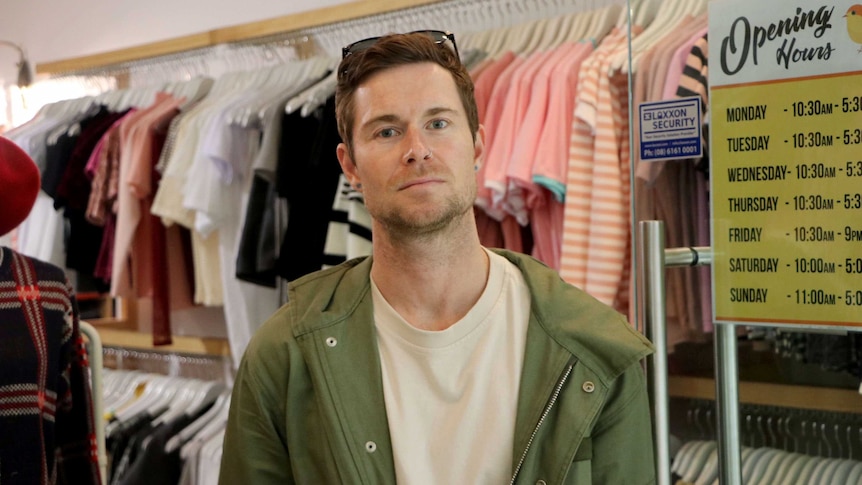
[639,221,742,485]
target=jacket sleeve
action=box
[591,363,656,484]
[219,343,294,484]
[55,283,102,485]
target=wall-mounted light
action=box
[0,40,33,87]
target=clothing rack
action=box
[102,346,234,384]
[677,398,862,456]
[671,399,862,484]
[42,0,625,83]
[22,0,634,363]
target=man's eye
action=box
[429,119,449,130]
[378,128,397,138]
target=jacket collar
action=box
[288,249,652,383]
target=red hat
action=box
[0,136,40,237]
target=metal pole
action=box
[715,322,742,484]
[664,246,713,268]
[639,221,671,485]
[79,321,107,485]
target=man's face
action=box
[336,62,485,237]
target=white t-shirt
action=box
[372,249,531,484]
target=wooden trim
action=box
[37,32,213,74]
[36,0,443,74]
[96,328,231,357]
[210,0,442,44]
[669,376,862,416]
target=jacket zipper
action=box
[509,361,576,485]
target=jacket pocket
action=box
[564,437,593,484]
[573,437,592,461]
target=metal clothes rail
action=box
[79,321,107,485]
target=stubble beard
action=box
[372,181,477,240]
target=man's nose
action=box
[402,129,432,164]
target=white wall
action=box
[0,0,349,85]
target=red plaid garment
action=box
[0,247,101,485]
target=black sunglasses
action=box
[341,30,459,60]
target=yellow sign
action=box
[710,1,862,327]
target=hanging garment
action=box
[275,97,343,281]
[0,246,101,485]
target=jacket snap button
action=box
[325,337,337,347]
[582,381,595,393]
[365,441,377,453]
[536,480,547,485]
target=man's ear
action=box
[336,142,361,188]
[473,124,486,171]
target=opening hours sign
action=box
[709,0,862,328]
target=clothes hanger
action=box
[178,394,232,457]
[148,378,203,427]
[634,0,662,27]
[252,60,315,118]
[778,453,814,485]
[510,16,544,54]
[585,5,623,43]
[819,458,849,485]
[756,450,797,485]
[233,63,297,126]
[549,11,582,46]
[611,0,698,73]
[844,461,862,483]
[671,439,700,476]
[463,5,500,56]
[176,76,215,110]
[815,424,844,485]
[769,451,803,484]
[521,17,552,54]
[284,59,338,116]
[747,447,784,484]
[105,374,167,437]
[103,370,147,411]
[185,380,226,416]
[796,453,824,484]
[221,64,278,126]
[830,458,858,484]
[680,440,715,482]
[112,375,177,424]
[691,446,718,485]
[808,456,835,485]
[675,440,707,480]
[300,75,336,117]
[165,389,231,454]
[151,378,223,430]
[104,372,155,419]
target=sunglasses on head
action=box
[341,30,459,60]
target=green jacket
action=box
[220,250,656,484]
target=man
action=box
[220,31,656,484]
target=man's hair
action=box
[335,32,480,157]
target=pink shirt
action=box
[484,51,551,217]
[560,29,627,290]
[471,53,517,246]
[475,54,525,220]
[528,42,594,270]
[111,93,181,297]
[532,42,594,199]
[506,43,577,225]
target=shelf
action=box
[669,376,862,416]
[36,0,443,74]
